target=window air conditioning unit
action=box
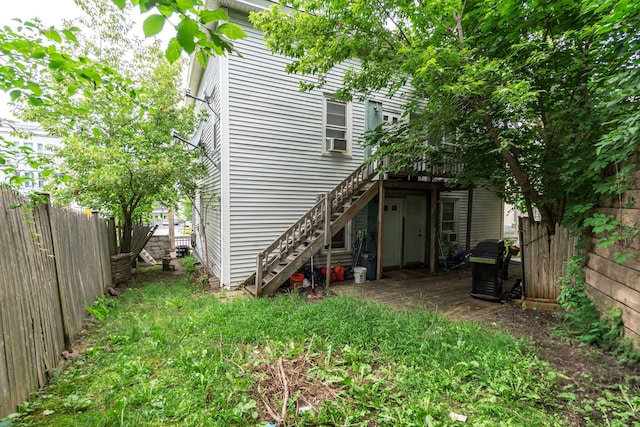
[443,232,457,243]
[326,138,347,152]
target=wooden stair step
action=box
[245,285,258,297]
[285,253,300,263]
[262,273,276,284]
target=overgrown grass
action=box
[5,272,572,426]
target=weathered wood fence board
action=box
[520,218,579,300]
[584,168,640,344]
[584,232,640,344]
[0,188,113,417]
[50,208,111,343]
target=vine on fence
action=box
[557,256,639,366]
[583,213,639,263]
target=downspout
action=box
[217,12,232,288]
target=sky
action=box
[1,0,166,119]
[1,0,83,28]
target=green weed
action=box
[85,297,117,322]
[179,254,197,273]
[557,256,640,365]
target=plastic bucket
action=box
[290,273,304,289]
[353,267,367,284]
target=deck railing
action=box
[384,152,462,180]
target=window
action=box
[324,98,350,153]
[331,227,346,249]
[324,223,351,252]
[440,199,458,243]
[383,113,400,124]
[23,171,32,188]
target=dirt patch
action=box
[491,302,640,426]
[251,356,340,425]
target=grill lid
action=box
[469,239,505,259]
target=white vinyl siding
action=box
[192,54,223,280]
[440,188,504,249]
[225,12,368,284]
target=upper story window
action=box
[324,98,351,154]
[383,112,400,124]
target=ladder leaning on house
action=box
[242,161,381,297]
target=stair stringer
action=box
[248,181,380,296]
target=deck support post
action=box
[376,180,384,280]
[325,192,332,289]
[168,211,175,253]
[466,189,473,254]
[429,189,438,273]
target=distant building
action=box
[0,121,61,194]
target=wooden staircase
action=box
[243,161,380,296]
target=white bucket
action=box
[354,267,367,284]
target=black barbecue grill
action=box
[469,240,505,301]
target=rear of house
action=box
[186,0,504,290]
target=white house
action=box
[185,0,504,294]
[0,121,60,194]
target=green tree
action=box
[18,0,205,253]
[2,0,245,181]
[251,0,639,232]
[583,0,640,205]
[0,20,116,183]
[112,0,246,64]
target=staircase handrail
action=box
[255,160,380,290]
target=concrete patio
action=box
[327,262,523,322]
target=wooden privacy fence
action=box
[0,188,113,418]
[519,218,579,300]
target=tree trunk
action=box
[474,110,557,233]
[120,211,133,253]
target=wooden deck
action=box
[329,263,523,322]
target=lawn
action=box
[5,264,569,426]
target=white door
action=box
[404,195,426,266]
[383,198,403,268]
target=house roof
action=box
[219,0,273,14]
[185,0,289,102]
